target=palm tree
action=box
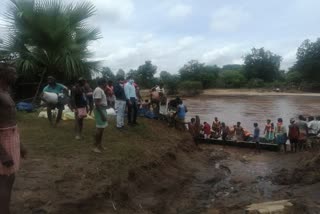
[0,0,101,102]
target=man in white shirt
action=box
[92,78,108,153]
[124,78,138,125]
[308,116,320,136]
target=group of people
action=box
[188,115,318,152]
[41,76,142,153]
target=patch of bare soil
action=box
[272,153,320,185]
[12,139,320,214]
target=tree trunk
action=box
[32,71,46,105]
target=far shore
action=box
[202,89,320,97]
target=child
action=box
[264,119,272,142]
[221,122,229,142]
[270,123,275,143]
[203,122,211,139]
[253,123,260,153]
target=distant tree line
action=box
[96,38,320,94]
[1,1,320,97]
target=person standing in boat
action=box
[203,122,211,139]
[296,115,308,151]
[264,119,273,142]
[253,123,261,153]
[275,118,287,152]
[288,118,299,152]
[212,117,221,137]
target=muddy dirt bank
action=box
[11,113,320,214]
[13,141,320,213]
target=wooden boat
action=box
[195,138,279,151]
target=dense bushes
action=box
[178,81,203,96]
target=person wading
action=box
[71,78,88,140]
[42,76,68,127]
[0,64,26,214]
[114,77,127,130]
[124,77,138,125]
[93,78,108,153]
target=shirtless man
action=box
[0,64,26,214]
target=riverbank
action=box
[203,89,320,97]
[13,112,196,213]
[12,112,320,213]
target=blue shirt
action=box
[124,82,137,100]
[177,104,186,119]
[43,83,66,94]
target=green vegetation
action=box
[0,0,100,99]
[178,81,203,96]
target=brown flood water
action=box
[184,95,320,130]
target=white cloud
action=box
[168,4,192,18]
[201,44,246,66]
[210,6,250,32]
[85,0,135,24]
[282,50,297,69]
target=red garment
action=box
[203,123,211,135]
[289,124,299,140]
[0,126,20,175]
[105,85,114,97]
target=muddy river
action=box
[184,95,320,129]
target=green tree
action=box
[222,64,243,71]
[0,0,101,100]
[101,66,115,81]
[243,48,282,82]
[178,81,203,96]
[160,71,180,95]
[295,39,320,82]
[219,70,246,88]
[134,60,157,88]
[179,60,219,89]
[116,68,126,80]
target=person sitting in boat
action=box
[243,129,251,141]
[203,122,211,139]
[221,122,230,142]
[229,125,236,140]
[212,117,221,133]
[235,122,244,141]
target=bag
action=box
[43,92,58,104]
[16,102,34,112]
[77,107,87,118]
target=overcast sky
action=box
[1,0,320,74]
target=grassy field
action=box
[13,112,191,213]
